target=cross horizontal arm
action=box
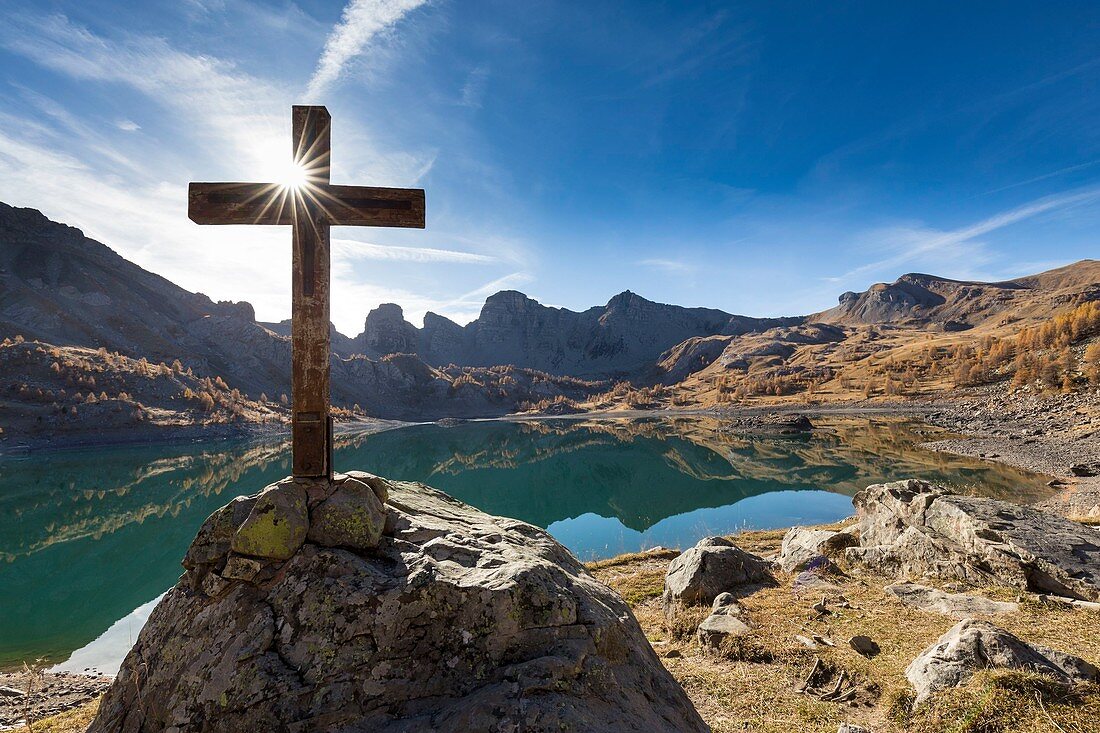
[319,185,425,228]
[188,183,425,228]
[189,182,293,225]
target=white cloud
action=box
[116,119,140,132]
[828,186,1100,285]
[305,0,428,99]
[332,238,497,264]
[639,257,696,274]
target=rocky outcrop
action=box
[778,526,856,571]
[885,583,1018,618]
[662,536,774,614]
[91,473,707,733]
[356,303,421,357]
[844,480,1100,601]
[905,619,1099,704]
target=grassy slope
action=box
[587,527,1100,733]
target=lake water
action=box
[0,416,1052,673]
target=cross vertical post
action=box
[291,105,332,478]
[187,105,426,481]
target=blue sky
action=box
[0,1,1098,334]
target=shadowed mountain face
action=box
[348,291,800,376]
[3,202,1098,421]
[0,202,793,386]
[0,202,276,395]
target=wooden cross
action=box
[188,105,425,479]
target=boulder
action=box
[757,413,814,433]
[91,476,707,733]
[885,582,1018,618]
[697,613,752,652]
[306,475,386,549]
[229,479,308,560]
[662,536,774,614]
[845,480,1100,601]
[778,526,857,572]
[905,619,1099,704]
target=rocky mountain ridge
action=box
[344,290,799,376]
[2,201,1098,437]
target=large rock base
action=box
[90,475,707,733]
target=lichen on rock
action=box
[306,475,386,550]
[229,479,308,561]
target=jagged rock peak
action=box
[481,289,541,312]
[367,302,404,319]
[361,303,419,354]
[607,290,647,307]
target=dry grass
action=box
[895,671,1100,733]
[587,526,1100,733]
[27,699,99,733]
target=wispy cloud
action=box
[982,159,1100,195]
[828,186,1100,284]
[459,66,489,108]
[305,0,428,99]
[639,258,696,274]
[331,238,497,264]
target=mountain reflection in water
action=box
[0,416,1051,670]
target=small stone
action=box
[838,724,872,733]
[795,635,817,649]
[697,613,752,651]
[849,635,880,658]
[200,571,231,598]
[711,592,737,612]
[663,649,682,659]
[183,495,257,571]
[231,480,308,561]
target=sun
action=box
[279,160,309,190]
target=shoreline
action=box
[0,415,411,457]
[5,393,1095,518]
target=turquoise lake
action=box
[0,416,1052,673]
